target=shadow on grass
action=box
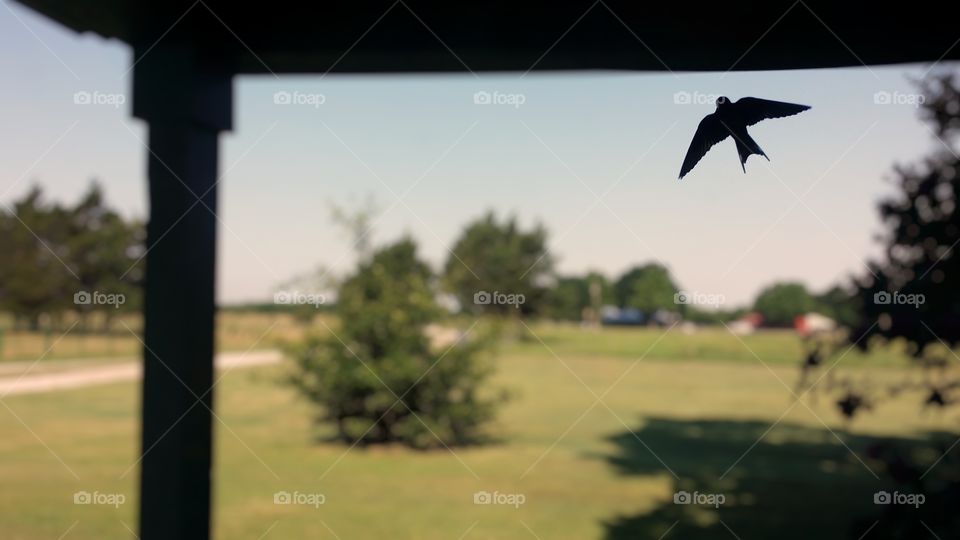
[599,417,958,540]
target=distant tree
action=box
[545,271,613,321]
[585,270,615,304]
[613,264,679,313]
[752,282,815,327]
[546,276,589,321]
[0,183,143,330]
[66,182,145,328]
[0,188,63,329]
[443,211,552,315]
[290,238,506,448]
[0,187,73,329]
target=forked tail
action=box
[735,131,769,172]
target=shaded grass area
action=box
[0,322,954,539]
[601,418,952,540]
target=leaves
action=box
[443,211,553,316]
[0,182,143,329]
[289,238,506,449]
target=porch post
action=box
[132,42,233,540]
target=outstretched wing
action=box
[679,114,730,179]
[734,97,810,126]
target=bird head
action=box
[715,96,730,107]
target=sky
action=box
[0,1,952,308]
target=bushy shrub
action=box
[289,238,506,448]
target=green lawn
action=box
[0,311,314,362]
[0,321,951,539]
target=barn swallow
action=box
[678,96,810,179]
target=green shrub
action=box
[289,238,506,448]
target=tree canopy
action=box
[290,237,506,448]
[613,264,679,313]
[852,74,960,356]
[752,282,815,327]
[0,182,143,329]
[443,211,553,316]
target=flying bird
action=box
[678,96,811,179]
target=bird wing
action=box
[733,97,810,126]
[678,113,730,179]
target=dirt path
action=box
[0,350,282,396]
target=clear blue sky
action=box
[0,0,950,307]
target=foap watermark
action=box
[273,490,326,508]
[273,90,326,108]
[874,490,925,508]
[74,290,125,309]
[473,490,526,508]
[674,290,725,308]
[873,91,925,108]
[474,290,525,309]
[873,290,925,309]
[74,491,126,508]
[673,490,725,508]
[673,91,721,106]
[473,91,526,108]
[73,91,126,108]
[274,290,326,308]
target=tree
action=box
[0,187,74,329]
[66,182,145,328]
[274,198,378,324]
[585,270,615,305]
[545,276,589,321]
[802,75,960,539]
[544,271,612,322]
[752,282,815,327]
[850,75,960,356]
[289,238,506,448]
[443,211,552,315]
[613,264,679,313]
[0,183,144,330]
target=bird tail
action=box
[735,132,769,173]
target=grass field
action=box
[0,317,955,539]
[0,311,313,363]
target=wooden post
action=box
[132,42,232,540]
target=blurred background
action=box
[1,1,960,538]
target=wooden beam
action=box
[14,0,960,73]
[132,41,232,540]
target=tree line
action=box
[0,182,855,334]
[440,211,853,327]
[0,182,144,331]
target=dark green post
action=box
[132,38,233,540]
